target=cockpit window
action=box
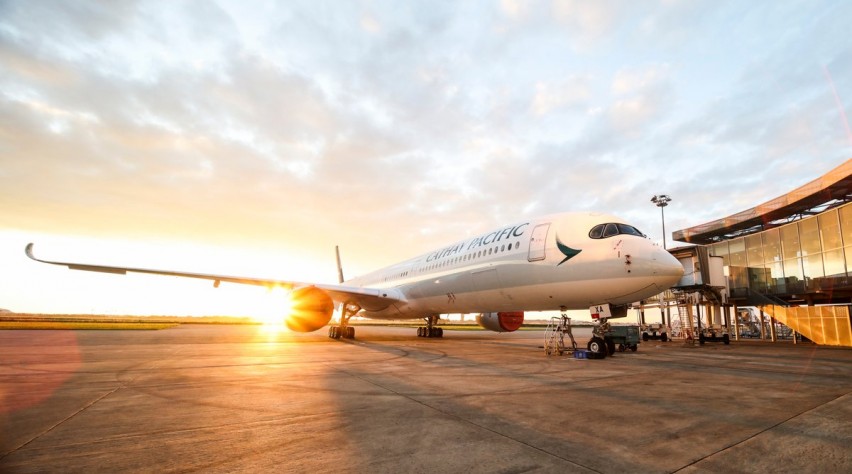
[589,224,605,239]
[617,223,644,237]
[589,222,646,239]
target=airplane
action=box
[25,211,684,356]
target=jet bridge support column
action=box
[665,303,672,328]
[733,304,740,341]
[770,315,777,342]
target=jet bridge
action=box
[637,246,733,343]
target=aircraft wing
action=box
[25,243,402,311]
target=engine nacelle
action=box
[285,286,334,332]
[476,311,524,332]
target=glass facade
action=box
[703,202,852,347]
[710,204,852,296]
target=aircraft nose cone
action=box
[653,246,684,285]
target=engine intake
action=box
[476,311,524,332]
[285,286,334,332]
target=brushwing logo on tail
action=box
[556,236,581,266]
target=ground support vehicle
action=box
[606,325,640,352]
[698,325,731,345]
[642,323,669,342]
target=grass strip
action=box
[0,321,179,330]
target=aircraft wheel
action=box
[417,327,423,337]
[436,328,443,338]
[346,327,355,339]
[605,338,616,356]
[699,334,705,345]
[661,333,668,342]
[587,337,607,358]
[723,334,730,345]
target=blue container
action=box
[573,349,588,359]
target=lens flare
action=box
[284,287,334,332]
[251,285,292,328]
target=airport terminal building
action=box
[669,159,852,347]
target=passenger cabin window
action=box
[589,223,646,239]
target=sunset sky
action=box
[1,1,851,318]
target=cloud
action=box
[531,76,591,116]
[1,0,851,291]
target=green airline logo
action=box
[556,236,581,266]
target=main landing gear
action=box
[328,302,360,340]
[416,315,443,338]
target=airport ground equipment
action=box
[641,323,668,342]
[544,312,577,356]
[607,325,640,352]
[698,325,730,345]
[676,303,696,344]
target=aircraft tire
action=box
[587,337,607,358]
[723,334,730,345]
[346,327,355,339]
[436,328,443,338]
[417,327,423,337]
[605,338,616,356]
[661,333,668,342]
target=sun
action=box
[249,286,293,327]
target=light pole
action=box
[651,194,672,249]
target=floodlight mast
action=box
[651,194,672,249]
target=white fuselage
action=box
[345,212,684,319]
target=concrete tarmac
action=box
[1,324,850,473]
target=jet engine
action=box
[476,311,524,332]
[285,286,335,332]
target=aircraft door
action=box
[528,223,550,261]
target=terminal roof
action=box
[673,159,852,244]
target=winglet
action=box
[25,243,38,261]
